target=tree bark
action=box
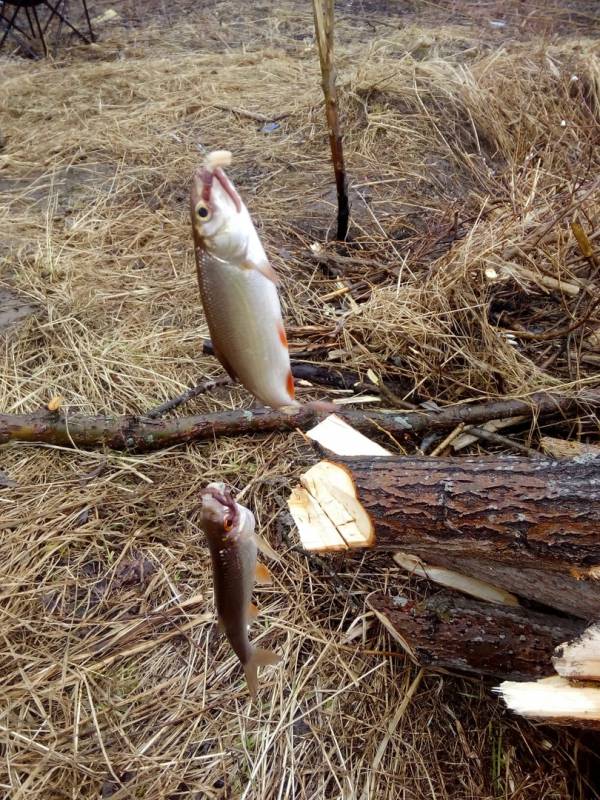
[0,391,597,452]
[329,454,600,618]
[367,591,586,680]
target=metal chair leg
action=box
[0,2,21,52]
[42,0,93,45]
[80,0,94,42]
[31,4,47,56]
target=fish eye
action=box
[196,203,211,220]
[223,517,233,532]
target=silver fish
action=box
[198,482,280,698]
[191,151,297,409]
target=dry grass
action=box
[1,1,599,797]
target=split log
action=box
[0,391,598,453]
[291,454,600,617]
[367,591,586,681]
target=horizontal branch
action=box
[0,391,597,453]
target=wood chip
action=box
[393,552,520,606]
[306,413,391,456]
[553,623,600,682]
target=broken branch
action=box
[312,0,350,240]
[0,391,598,454]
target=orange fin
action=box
[243,646,281,699]
[248,602,259,619]
[255,562,273,585]
[286,371,295,401]
[242,258,279,286]
[278,325,288,349]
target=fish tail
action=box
[243,647,281,699]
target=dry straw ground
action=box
[1,0,599,797]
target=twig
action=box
[0,392,597,453]
[466,427,541,458]
[146,376,232,418]
[312,0,350,240]
[212,104,290,124]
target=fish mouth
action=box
[199,483,240,527]
[193,151,242,214]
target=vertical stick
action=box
[312,0,350,241]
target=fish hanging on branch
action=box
[190,150,334,412]
[312,0,350,240]
[197,482,281,698]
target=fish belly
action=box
[198,253,294,408]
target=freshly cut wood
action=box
[497,676,600,728]
[292,454,600,617]
[392,552,520,606]
[367,591,585,680]
[553,623,600,681]
[305,414,391,456]
[289,460,374,550]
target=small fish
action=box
[198,482,280,698]
[191,150,297,409]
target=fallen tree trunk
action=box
[0,391,598,452]
[367,591,586,680]
[293,454,600,617]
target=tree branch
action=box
[0,391,597,453]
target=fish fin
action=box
[211,341,239,381]
[255,562,273,585]
[253,534,281,563]
[216,616,225,634]
[241,257,280,286]
[243,647,281,699]
[248,602,259,619]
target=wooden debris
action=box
[305,413,391,456]
[392,552,519,607]
[540,436,600,459]
[367,591,585,680]
[452,416,528,451]
[2,391,597,452]
[293,452,600,617]
[497,676,600,728]
[553,623,600,682]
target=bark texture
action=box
[334,454,600,618]
[0,391,597,452]
[367,591,586,680]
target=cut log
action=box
[367,591,586,680]
[497,676,600,729]
[290,454,600,617]
[553,623,600,682]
